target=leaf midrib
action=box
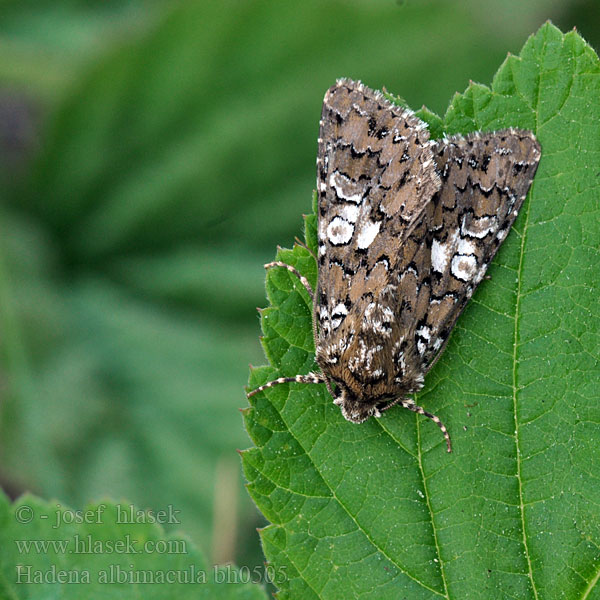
[416,417,450,600]
[581,566,600,600]
[512,180,539,600]
[263,394,447,598]
[510,28,546,600]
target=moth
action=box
[248,79,541,452]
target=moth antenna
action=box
[264,261,314,300]
[382,398,452,453]
[294,236,317,261]
[247,372,325,398]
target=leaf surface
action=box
[243,24,600,600]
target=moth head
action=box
[333,383,381,424]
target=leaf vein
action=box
[512,185,540,600]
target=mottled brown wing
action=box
[314,78,441,387]
[401,129,542,378]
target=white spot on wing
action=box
[331,303,348,329]
[327,216,354,245]
[332,303,348,316]
[432,238,450,273]
[432,230,460,273]
[339,204,360,224]
[416,326,431,341]
[457,237,476,256]
[461,214,497,239]
[357,220,380,249]
[451,254,477,281]
[329,172,362,203]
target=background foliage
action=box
[0,0,598,591]
[0,492,268,599]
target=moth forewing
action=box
[248,79,541,454]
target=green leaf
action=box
[243,23,600,599]
[0,492,268,599]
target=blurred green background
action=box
[0,0,597,571]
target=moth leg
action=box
[382,398,452,453]
[294,236,317,261]
[247,372,325,398]
[264,261,320,383]
[264,261,314,301]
